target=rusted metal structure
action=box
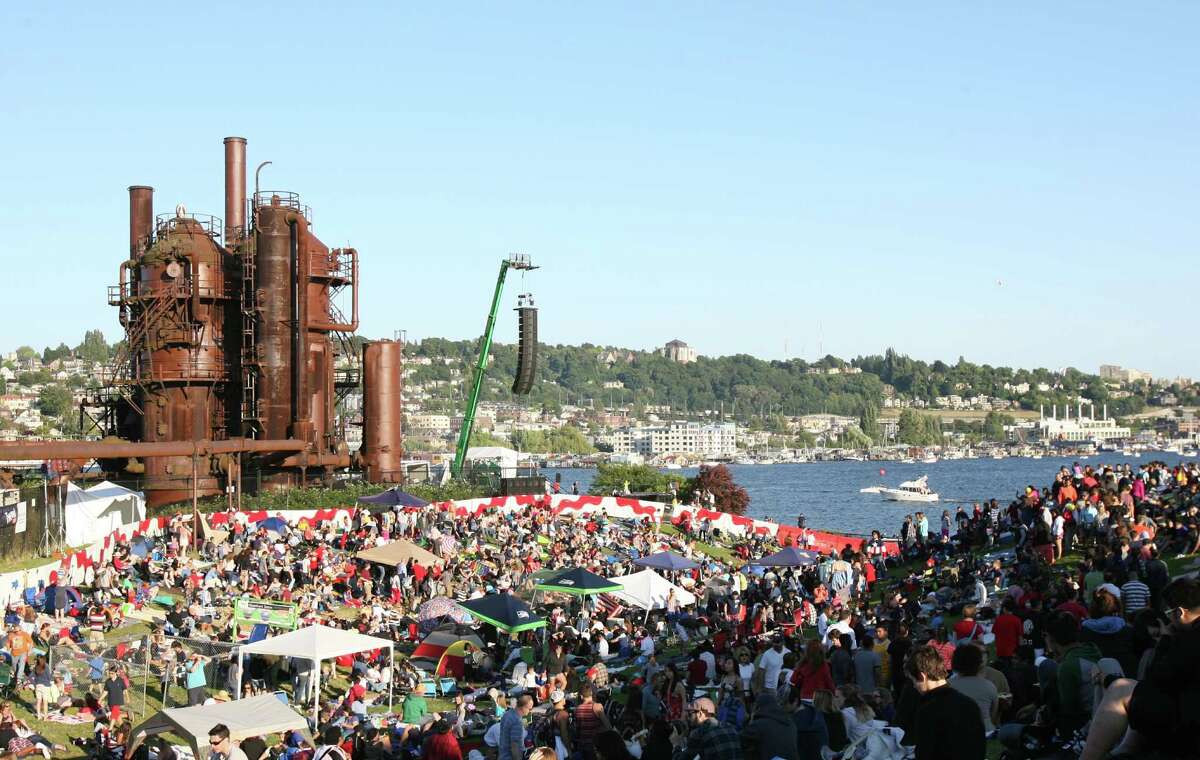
[359,339,404,482]
[0,135,401,510]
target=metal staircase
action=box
[239,249,263,434]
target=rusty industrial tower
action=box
[0,136,405,508]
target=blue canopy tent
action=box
[357,490,431,510]
[753,547,820,567]
[632,552,700,572]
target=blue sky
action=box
[1,3,1197,377]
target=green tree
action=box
[75,329,112,364]
[588,463,674,495]
[42,343,72,364]
[982,411,1015,441]
[859,401,881,443]
[15,346,37,362]
[468,429,508,447]
[37,383,74,418]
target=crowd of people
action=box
[0,458,1197,760]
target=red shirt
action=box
[953,618,981,642]
[1056,600,1088,622]
[791,661,834,699]
[992,613,1023,658]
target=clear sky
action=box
[1,3,1197,378]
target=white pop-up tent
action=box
[64,480,146,546]
[126,693,313,759]
[235,623,394,722]
[608,569,696,613]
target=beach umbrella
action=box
[457,593,545,634]
[534,568,623,596]
[754,547,820,567]
[418,596,472,625]
[357,489,430,510]
[632,551,700,572]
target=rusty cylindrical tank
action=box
[223,137,247,241]
[361,340,404,482]
[129,213,236,507]
[254,202,298,442]
[128,186,153,256]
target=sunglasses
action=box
[209,739,225,746]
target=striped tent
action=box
[409,627,485,677]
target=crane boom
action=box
[451,254,536,478]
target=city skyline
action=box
[2,3,1196,376]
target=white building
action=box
[1099,365,1153,384]
[406,413,452,434]
[662,339,698,364]
[610,421,737,457]
[1035,403,1130,442]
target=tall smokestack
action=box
[128,185,154,256]
[223,136,247,242]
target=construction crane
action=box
[451,253,537,478]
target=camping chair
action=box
[248,623,270,643]
[0,662,13,697]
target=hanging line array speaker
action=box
[512,306,538,395]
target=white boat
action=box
[877,475,939,503]
[920,454,938,464]
[662,463,682,470]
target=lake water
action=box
[543,452,1194,537]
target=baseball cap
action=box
[1098,583,1122,599]
[549,690,565,704]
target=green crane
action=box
[451,253,537,478]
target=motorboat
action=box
[877,475,939,503]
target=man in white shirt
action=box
[755,636,790,692]
[824,610,857,649]
[639,630,655,658]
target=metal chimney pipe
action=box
[128,185,154,256]
[223,136,247,241]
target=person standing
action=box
[498,694,533,760]
[904,645,985,760]
[852,635,881,692]
[573,684,610,759]
[184,652,209,706]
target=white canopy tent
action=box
[63,480,146,546]
[235,624,394,723]
[126,694,313,759]
[608,569,696,616]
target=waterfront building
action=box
[1035,403,1130,442]
[610,421,737,457]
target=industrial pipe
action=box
[0,437,307,461]
[289,217,302,427]
[223,137,247,242]
[128,185,153,256]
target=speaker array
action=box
[512,306,538,395]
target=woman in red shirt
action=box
[790,638,834,699]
